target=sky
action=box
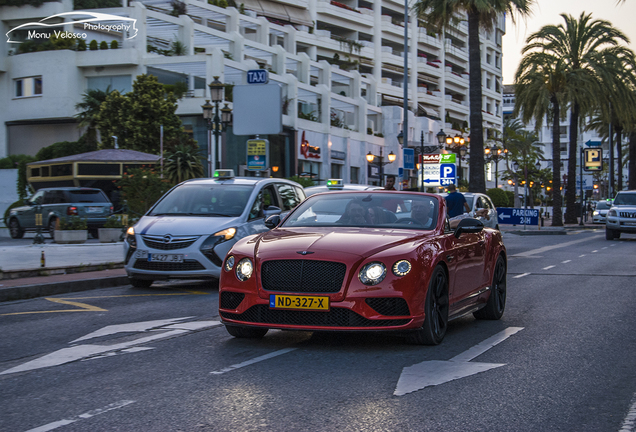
[501,0,636,84]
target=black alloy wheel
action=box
[474,254,507,320]
[225,325,269,339]
[407,266,449,345]
[9,219,24,239]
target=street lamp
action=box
[202,76,226,177]
[366,148,396,187]
[446,134,467,184]
[485,145,506,188]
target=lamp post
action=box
[445,133,467,184]
[366,148,396,187]
[202,76,225,177]
[484,145,506,188]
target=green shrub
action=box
[103,215,125,228]
[77,39,87,51]
[110,40,118,49]
[100,40,109,50]
[89,40,98,50]
[504,191,515,207]
[59,216,87,230]
[486,188,509,208]
[286,176,315,188]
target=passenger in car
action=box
[336,200,367,225]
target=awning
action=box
[258,0,289,21]
[284,5,312,26]
[240,0,264,14]
[418,104,439,118]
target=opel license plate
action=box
[148,253,184,263]
[269,294,329,311]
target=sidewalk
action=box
[0,217,604,302]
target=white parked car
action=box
[438,192,499,230]
[123,171,305,287]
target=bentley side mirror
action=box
[265,214,281,229]
[454,218,484,238]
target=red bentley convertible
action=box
[218,191,507,345]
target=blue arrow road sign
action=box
[497,208,539,225]
[585,140,602,147]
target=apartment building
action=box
[1,0,504,187]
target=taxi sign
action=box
[214,169,235,179]
[327,179,343,190]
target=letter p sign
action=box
[440,163,456,179]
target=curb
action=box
[0,262,124,280]
[0,274,130,302]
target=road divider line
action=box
[513,273,530,279]
[542,266,555,270]
[25,400,134,432]
[512,235,602,257]
[592,250,598,253]
[562,260,571,263]
[619,392,636,432]
[211,348,297,375]
[579,255,586,257]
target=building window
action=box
[331,163,342,179]
[14,76,42,98]
[350,166,359,184]
[87,75,132,93]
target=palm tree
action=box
[522,13,633,223]
[164,144,205,184]
[413,0,533,193]
[75,87,112,144]
[499,117,527,207]
[514,52,568,226]
[506,129,544,207]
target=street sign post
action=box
[403,148,415,170]
[246,139,268,171]
[422,155,457,186]
[583,148,602,172]
[496,208,539,225]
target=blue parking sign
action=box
[403,148,415,170]
[439,163,456,186]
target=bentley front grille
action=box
[261,260,347,293]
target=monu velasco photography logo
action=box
[6,11,138,43]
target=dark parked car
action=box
[8,187,113,239]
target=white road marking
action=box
[602,247,608,250]
[619,392,636,432]
[514,273,530,278]
[1,320,222,375]
[211,348,297,375]
[579,255,586,257]
[592,250,598,253]
[25,400,134,432]
[542,265,555,270]
[394,327,524,396]
[562,260,571,263]
[511,235,602,257]
[71,317,195,343]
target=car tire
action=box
[407,265,449,345]
[129,278,153,288]
[474,254,507,320]
[48,218,57,239]
[225,325,269,339]
[9,218,24,239]
[605,228,616,240]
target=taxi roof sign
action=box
[327,179,343,189]
[214,169,235,179]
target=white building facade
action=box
[1,0,504,188]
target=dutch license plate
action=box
[148,253,184,263]
[269,294,329,311]
[87,206,102,213]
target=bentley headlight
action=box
[359,262,387,285]
[236,258,254,281]
[225,255,235,272]
[392,260,412,277]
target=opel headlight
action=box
[201,227,237,253]
[593,211,599,216]
[125,226,137,248]
[236,258,254,281]
[359,262,387,285]
[215,227,237,241]
[392,260,412,277]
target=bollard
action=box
[40,250,46,268]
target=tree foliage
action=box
[486,188,509,208]
[34,137,97,161]
[115,167,175,216]
[163,144,205,184]
[96,74,189,154]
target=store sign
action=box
[420,153,456,164]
